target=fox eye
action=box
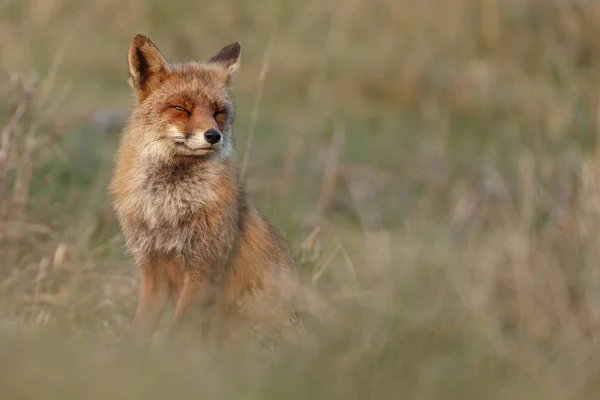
[213,109,227,117]
[172,105,186,112]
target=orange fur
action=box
[110,34,301,350]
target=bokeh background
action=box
[3,0,600,398]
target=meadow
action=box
[3,0,600,398]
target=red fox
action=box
[110,34,302,350]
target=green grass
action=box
[3,0,600,398]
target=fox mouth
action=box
[174,142,217,153]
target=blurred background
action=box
[3,0,600,398]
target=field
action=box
[3,0,600,398]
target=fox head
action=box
[125,34,241,162]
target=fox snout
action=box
[169,126,223,153]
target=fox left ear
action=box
[208,42,241,77]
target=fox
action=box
[110,34,303,352]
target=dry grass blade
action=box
[239,38,274,182]
[311,241,342,285]
[305,121,346,227]
[0,74,38,236]
[343,164,391,279]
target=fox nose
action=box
[204,129,221,145]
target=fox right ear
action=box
[128,34,169,102]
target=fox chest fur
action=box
[114,159,241,272]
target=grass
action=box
[3,0,600,398]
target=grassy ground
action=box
[3,0,600,398]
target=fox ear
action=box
[208,42,241,77]
[128,34,169,101]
